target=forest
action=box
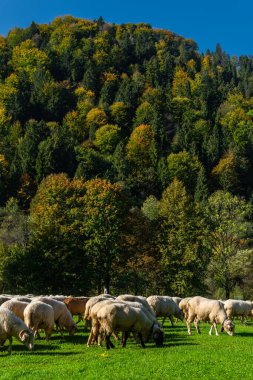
[0,16,253,298]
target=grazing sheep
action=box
[172,297,182,305]
[147,296,184,326]
[64,297,90,324]
[34,297,77,337]
[179,297,192,319]
[87,298,117,346]
[12,297,32,303]
[224,299,253,322]
[116,295,155,316]
[84,296,114,321]
[0,307,34,354]
[24,301,55,340]
[87,298,157,347]
[49,295,67,302]
[96,302,164,349]
[186,296,234,336]
[1,300,29,321]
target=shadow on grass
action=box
[29,351,81,356]
[235,331,253,337]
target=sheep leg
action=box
[97,332,103,347]
[104,333,112,350]
[122,332,129,347]
[32,327,38,339]
[112,332,119,341]
[7,337,12,355]
[87,330,94,347]
[169,315,175,327]
[76,314,82,324]
[109,338,115,349]
[45,327,52,341]
[194,318,200,334]
[0,339,6,353]
[137,333,145,348]
[84,319,91,332]
[186,314,195,335]
[209,325,213,335]
[213,323,219,336]
[162,316,166,326]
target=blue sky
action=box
[0,0,251,56]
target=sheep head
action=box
[221,319,235,336]
[152,324,164,347]
[19,329,34,350]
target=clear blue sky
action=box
[0,0,252,56]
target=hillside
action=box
[0,16,253,297]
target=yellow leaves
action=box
[172,67,190,98]
[94,32,110,51]
[94,124,120,154]
[126,124,155,165]
[187,59,196,71]
[202,55,212,70]
[142,86,159,100]
[211,151,239,192]
[212,151,236,177]
[86,107,108,128]
[190,72,201,93]
[221,107,249,130]
[0,36,6,49]
[12,39,49,77]
[0,154,7,166]
[93,50,109,67]
[121,73,128,80]
[74,87,86,98]
[0,105,11,125]
[103,72,117,83]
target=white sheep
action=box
[224,299,253,322]
[179,297,192,319]
[87,298,160,347]
[34,297,77,337]
[24,301,55,340]
[48,295,67,302]
[186,296,234,336]
[87,298,117,346]
[12,296,32,303]
[0,307,34,354]
[147,295,184,326]
[84,295,113,321]
[172,297,182,305]
[116,295,155,316]
[1,300,29,321]
[96,302,164,349]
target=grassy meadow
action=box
[0,321,253,380]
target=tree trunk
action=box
[97,272,102,294]
[104,272,110,295]
[225,268,230,299]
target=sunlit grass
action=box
[0,320,253,379]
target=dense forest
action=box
[0,16,253,298]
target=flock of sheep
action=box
[0,293,252,353]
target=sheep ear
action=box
[19,330,29,341]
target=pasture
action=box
[0,321,253,380]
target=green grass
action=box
[0,321,253,380]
